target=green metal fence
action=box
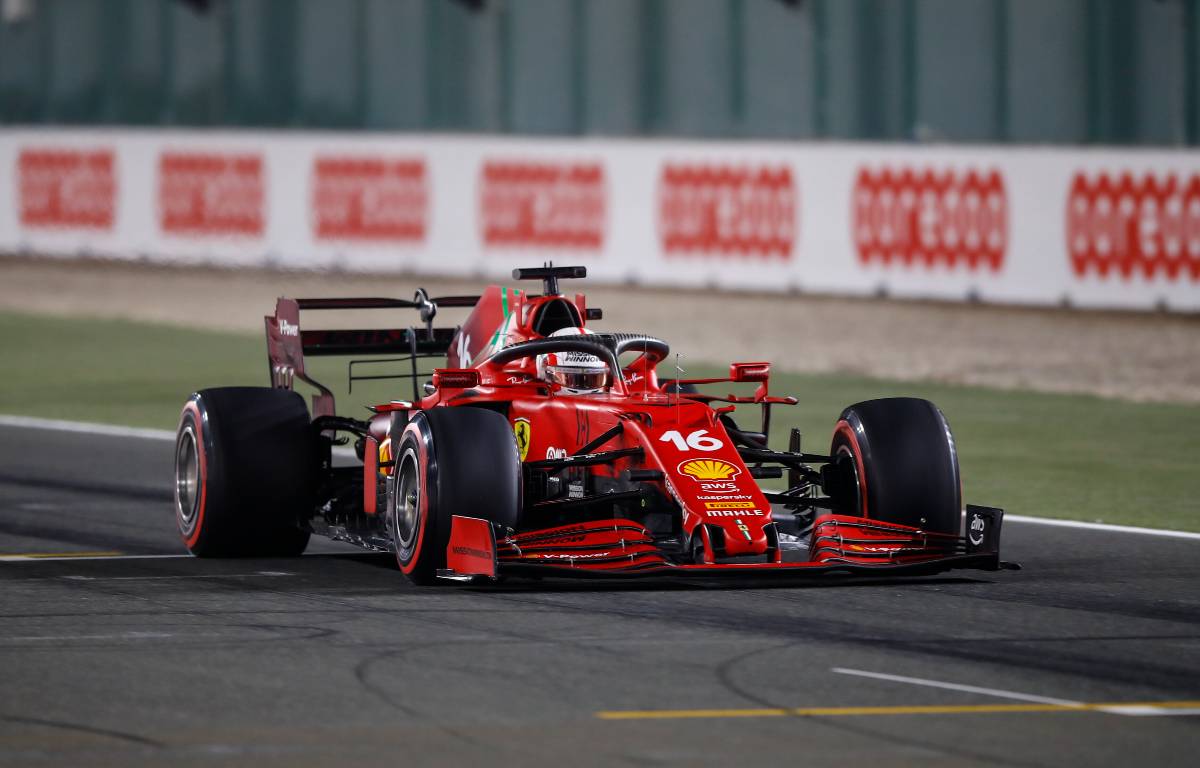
[2,0,1197,145]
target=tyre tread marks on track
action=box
[0,517,171,556]
[477,587,1200,698]
[707,642,1046,768]
[0,713,165,748]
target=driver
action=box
[536,328,611,395]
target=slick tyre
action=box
[174,387,314,557]
[828,397,961,535]
[390,407,520,586]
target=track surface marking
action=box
[0,421,1197,767]
[831,667,1082,705]
[596,700,1200,720]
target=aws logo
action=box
[678,459,740,482]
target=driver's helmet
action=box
[536,328,610,395]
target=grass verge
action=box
[2,310,1196,532]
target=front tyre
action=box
[391,408,520,585]
[827,397,961,535]
[174,387,314,557]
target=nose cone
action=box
[633,412,775,559]
[701,511,771,556]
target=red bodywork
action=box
[266,273,1005,581]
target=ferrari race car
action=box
[173,265,1008,584]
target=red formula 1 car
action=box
[173,266,1007,584]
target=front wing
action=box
[442,506,1010,581]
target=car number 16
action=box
[658,429,724,452]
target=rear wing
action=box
[265,290,478,417]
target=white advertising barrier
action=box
[2,128,1198,311]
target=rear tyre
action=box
[174,387,314,557]
[391,407,520,585]
[827,397,961,535]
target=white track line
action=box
[4,414,1199,540]
[0,414,174,441]
[1099,705,1200,717]
[0,551,363,562]
[0,553,191,562]
[832,667,1082,706]
[62,571,294,581]
[1004,514,1200,541]
[833,668,1200,717]
[0,413,357,456]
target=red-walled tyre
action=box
[390,407,520,586]
[174,387,314,557]
[827,397,961,535]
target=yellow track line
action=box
[596,700,1200,720]
[0,551,123,560]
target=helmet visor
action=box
[549,368,610,391]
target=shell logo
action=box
[678,459,740,482]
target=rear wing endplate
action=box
[265,292,478,417]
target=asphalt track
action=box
[0,421,1197,767]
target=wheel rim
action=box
[834,445,863,517]
[393,447,421,552]
[175,425,201,533]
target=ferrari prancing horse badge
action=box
[513,418,531,461]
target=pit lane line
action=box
[4,413,1200,541]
